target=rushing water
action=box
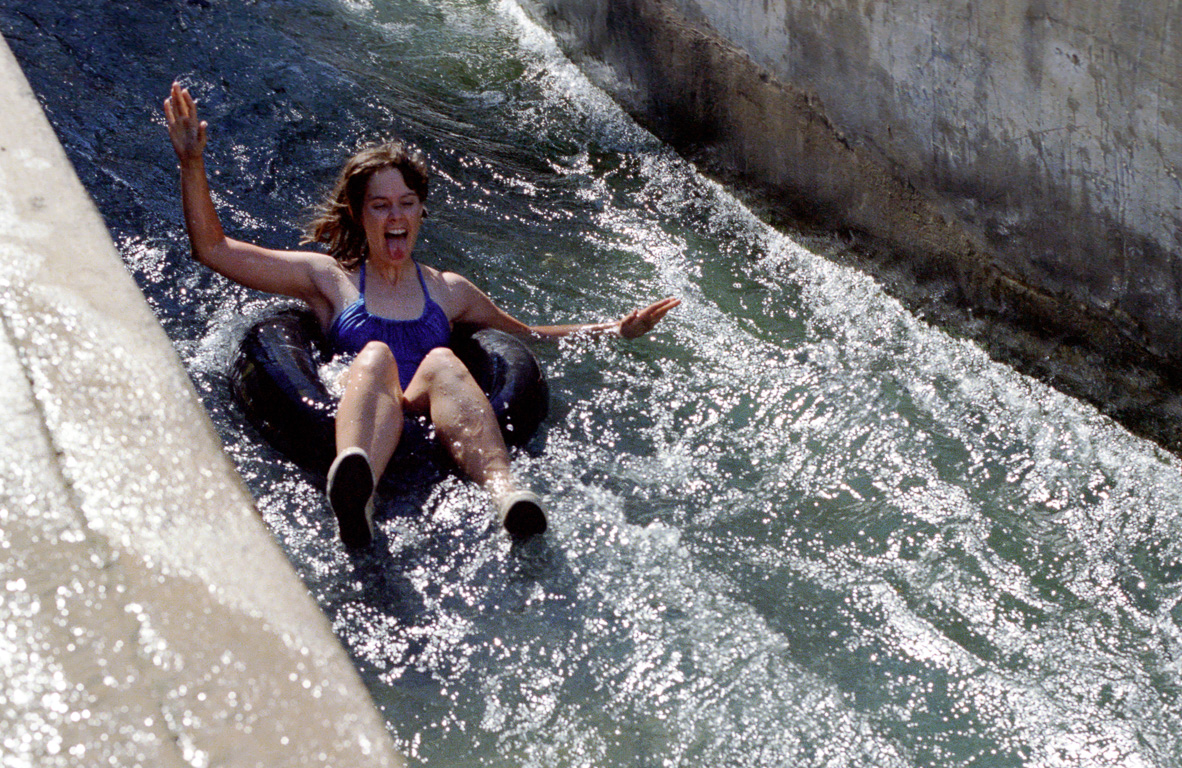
[5,0,1182,765]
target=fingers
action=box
[164,82,209,161]
[165,83,181,123]
[181,85,198,118]
[171,82,192,118]
[639,297,681,323]
[619,296,680,338]
[646,296,680,311]
[164,82,199,125]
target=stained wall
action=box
[522,0,1182,446]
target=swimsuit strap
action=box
[415,262,429,298]
[359,261,428,305]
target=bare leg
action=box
[336,341,405,476]
[327,341,404,547]
[404,347,513,495]
[406,348,547,538]
[329,343,545,541]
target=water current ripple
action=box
[3,0,1182,765]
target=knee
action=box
[418,347,470,387]
[352,341,401,385]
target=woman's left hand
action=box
[619,297,681,339]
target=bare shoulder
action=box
[300,252,358,320]
[422,264,477,291]
[305,251,350,281]
[421,264,483,318]
[301,252,349,292]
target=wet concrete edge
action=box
[0,34,404,767]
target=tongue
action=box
[386,234,408,259]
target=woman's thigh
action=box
[401,346,483,415]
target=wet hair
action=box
[303,140,429,268]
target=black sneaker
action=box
[326,447,376,548]
[498,490,547,540]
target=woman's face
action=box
[360,166,424,267]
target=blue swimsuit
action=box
[327,261,452,390]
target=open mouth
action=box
[384,229,409,253]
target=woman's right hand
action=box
[163,82,207,164]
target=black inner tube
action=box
[230,309,549,476]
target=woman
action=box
[164,83,679,547]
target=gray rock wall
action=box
[521,0,1182,449]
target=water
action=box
[4,0,1182,765]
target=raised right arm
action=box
[163,83,342,322]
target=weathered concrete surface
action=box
[0,35,403,767]
[520,0,1182,452]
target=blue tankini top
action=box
[327,261,452,390]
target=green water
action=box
[3,0,1181,765]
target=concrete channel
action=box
[0,34,403,768]
[520,0,1182,453]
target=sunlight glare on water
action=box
[209,1,1182,764]
[3,0,1181,763]
[254,3,1182,764]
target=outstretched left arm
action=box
[448,275,679,340]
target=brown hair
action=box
[303,141,430,268]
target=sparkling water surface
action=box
[3,0,1181,765]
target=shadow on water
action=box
[4,0,1182,766]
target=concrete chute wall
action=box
[521,0,1182,451]
[0,35,403,767]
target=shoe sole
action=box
[503,496,547,540]
[328,451,375,548]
